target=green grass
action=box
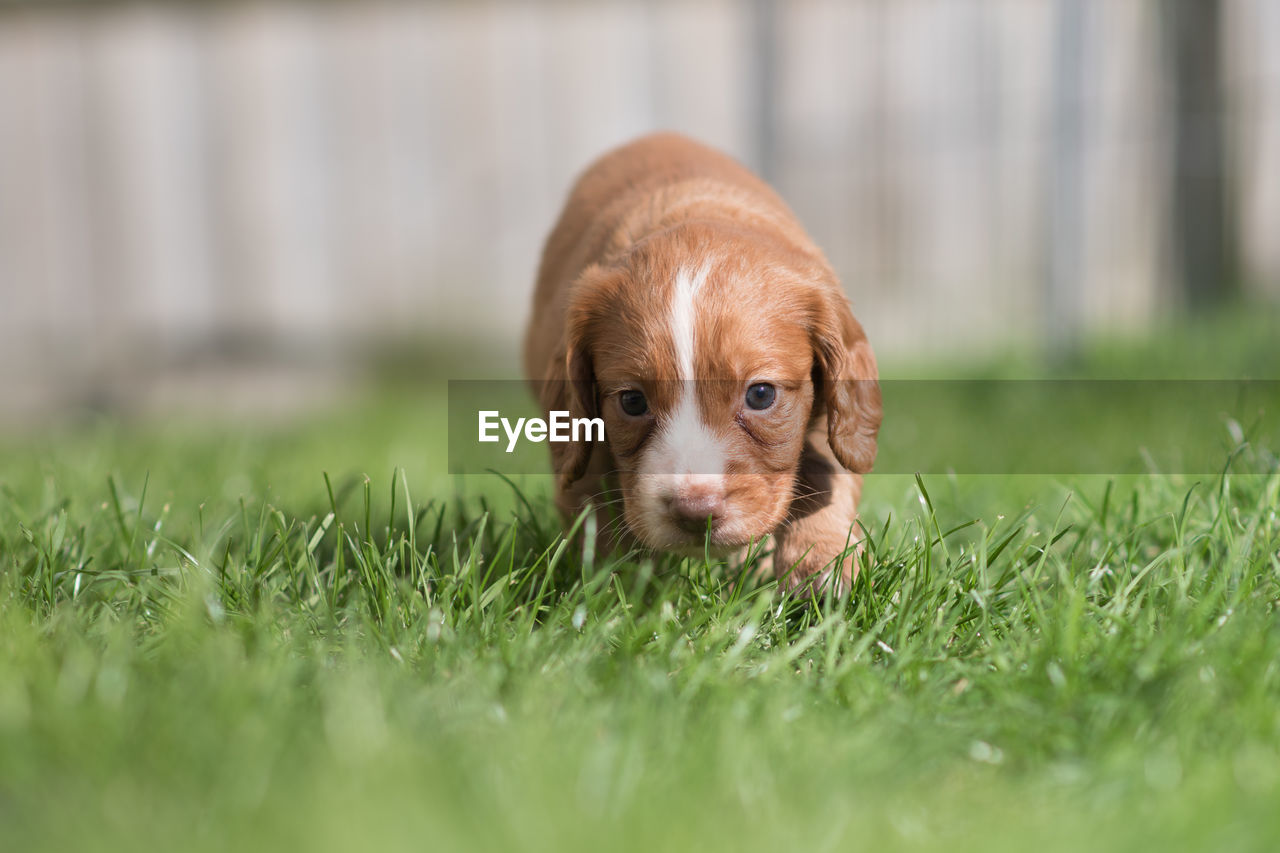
[2,311,1279,852]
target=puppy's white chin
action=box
[631,522,768,558]
[662,539,740,559]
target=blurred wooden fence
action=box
[1,0,1278,400]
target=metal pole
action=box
[750,0,778,183]
[1046,0,1088,359]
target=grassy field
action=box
[2,312,1279,852]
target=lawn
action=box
[1,311,1279,852]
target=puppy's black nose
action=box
[668,491,725,535]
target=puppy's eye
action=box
[745,383,776,411]
[619,389,648,416]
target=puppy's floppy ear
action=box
[541,264,615,488]
[810,285,882,474]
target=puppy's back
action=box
[524,133,806,381]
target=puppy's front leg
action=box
[772,429,866,595]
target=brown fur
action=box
[523,133,881,591]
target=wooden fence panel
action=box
[0,0,1276,404]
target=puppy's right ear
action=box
[542,264,615,487]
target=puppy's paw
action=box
[774,538,860,598]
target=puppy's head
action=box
[554,225,880,553]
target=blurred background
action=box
[1,0,1278,423]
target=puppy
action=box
[524,133,881,591]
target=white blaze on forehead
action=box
[642,261,724,481]
[670,261,711,381]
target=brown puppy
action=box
[524,133,881,591]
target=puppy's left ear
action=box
[811,286,882,474]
